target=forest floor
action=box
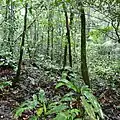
[0,65,120,120]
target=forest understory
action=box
[0,60,120,120]
[0,0,120,120]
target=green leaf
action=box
[6,0,10,4]
[53,112,67,120]
[25,101,37,110]
[33,94,38,101]
[70,109,80,115]
[66,0,71,3]
[81,96,96,120]
[14,108,26,118]
[0,81,12,90]
[81,86,104,119]
[36,107,43,116]
[19,100,37,111]
[29,115,38,120]
[38,89,46,103]
[47,104,68,115]
[32,94,38,107]
[61,96,73,102]
[20,0,23,2]
[56,79,77,92]
[43,103,47,113]
[55,82,66,88]
[61,92,75,102]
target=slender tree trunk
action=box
[60,24,64,66]
[87,8,91,39]
[10,0,15,56]
[34,21,37,42]
[63,3,72,67]
[50,9,54,61]
[6,0,13,53]
[70,7,74,29]
[80,4,90,87]
[47,8,51,56]
[36,20,39,42]
[47,24,50,56]
[41,32,44,53]
[15,3,28,81]
[51,26,54,60]
[63,44,67,68]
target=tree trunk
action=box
[63,44,67,69]
[50,9,54,61]
[47,9,51,56]
[15,3,28,81]
[80,4,90,87]
[63,3,72,68]
[9,0,15,56]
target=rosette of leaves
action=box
[55,72,104,120]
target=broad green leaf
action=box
[26,101,37,110]
[29,115,38,120]
[47,104,68,114]
[81,96,96,120]
[33,94,38,101]
[61,96,74,102]
[56,79,77,92]
[53,112,67,120]
[36,107,43,116]
[62,72,68,79]
[32,94,38,107]
[38,89,46,103]
[70,109,80,115]
[43,103,47,113]
[55,82,66,88]
[14,108,26,118]
[48,102,59,110]
[81,86,104,119]
[61,92,76,102]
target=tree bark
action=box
[47,9,51,56]
[80,4,90,87]
[50,9,54,61]
[15,3,28,81]
[63,3,72,68]
[63,44,67,69]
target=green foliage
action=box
[55,72,104,120]
[53,109,80,120]
[14,89,46,119]
[47,101,80,120]
[56,77,78,92]
[87,42,120,87]
[89,26,113,43]
[81,86,104,120]
[47,103,68,115]
[0,52,16,68]
[2,0,119,119]
[13,70,104,120]
[29,115,38,120]
[0,81,12,90]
